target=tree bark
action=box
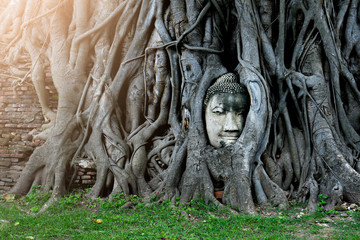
[1,0,359,212]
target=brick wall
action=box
[0,58,96,194]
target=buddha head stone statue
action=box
[204,73,250,148]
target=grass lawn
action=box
[0,189,359,239]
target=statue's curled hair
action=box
[204,73,248,105]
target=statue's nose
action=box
[223,112,240,132]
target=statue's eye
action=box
[213,109,224,115]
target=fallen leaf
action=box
[349,204,357,209]
[316,223,329,227]
[95,219,103,224]
[3,194,15,202]
[320,217,333,223]
[335,204,347,211]
[296,212,305,218]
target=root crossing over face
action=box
[205,92,249,148]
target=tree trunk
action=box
[1,0,359,212]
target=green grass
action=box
[0,190,359,239]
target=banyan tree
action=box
[1,0,360,214]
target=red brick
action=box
[4,107,18,112]
[1,134,12,139]
[1,87,12,90]
[82,180,95,185]
[1,186,11,191]
[7,174,20,180]
[0,161,11,167]
[0,66,60,193]
[10,166,24,171]
[4,124,17,128]
[10,153,24,158]
[6,104,18,107]
[1,178,13,182]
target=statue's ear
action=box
[247,80,261,113]
[234,69,271,154]
[237,66,264,113]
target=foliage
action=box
[22,186,51,213]
[317,194,328,209]
[316,194,329,213]
[313,194,339,218]
[1,194,360,239]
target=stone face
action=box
[204,76,250,148]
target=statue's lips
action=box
[219,135,239,141]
